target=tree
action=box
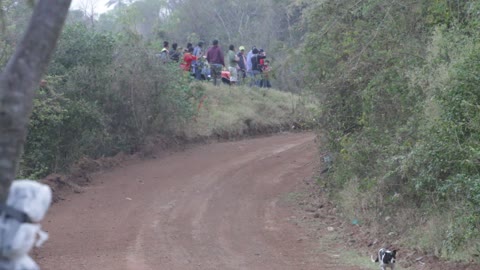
[0,0,72,201]
[0,1,32,67]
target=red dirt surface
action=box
[36,133,363,270]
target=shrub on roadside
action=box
[20,86,106,178]
[302,0,480,261]
[20,24,197,178]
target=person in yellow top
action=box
[159,41,169,63]
[237,46,247,83]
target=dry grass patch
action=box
[176,83,317,140]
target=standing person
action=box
[169,43,181,62]
[193,42,204,80]
[226,44,239,85]
[206,39,225,86]
[246,46,256,75]
[237,46,247,84]
[250,48,266,87]
[258,49,266,67]
[261,60,272,88]
[201,56,211,80]
[159,41,169,63]
[180,46,197,73]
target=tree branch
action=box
[213,8,231,44]
[0,0,72,202]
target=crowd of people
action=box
[158,40,272,87]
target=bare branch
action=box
[78,0,98,27]
[213,8,231,44]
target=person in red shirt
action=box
[180,47,197,73]
[259,49,266,67]
[261,60,272,88]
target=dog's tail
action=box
[371,255,379,263]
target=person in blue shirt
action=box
[193,42,204,80]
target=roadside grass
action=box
[175,82,317,140]
[281,188,384,270]
[333,179,480,265]
[401,210,480,263]
[280,188,408,270]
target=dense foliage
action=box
[300,0,480,259]
[17,22,197,177]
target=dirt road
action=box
[37,133,360,270]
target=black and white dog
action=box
[371,248,397,270]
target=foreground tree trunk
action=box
[0,0,72,201]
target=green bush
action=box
[21,86,106,178]
[405,45,480,247]
[21,23,198,178]
[50,24,115,74]
[301,0,480,260]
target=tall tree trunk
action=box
[0,0,72,202]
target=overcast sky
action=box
[71,0,112,14]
